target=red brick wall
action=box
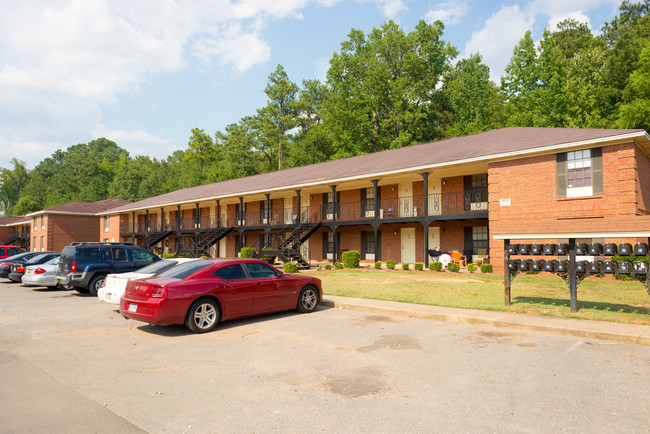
[46,214,100,251]
[636,146,650,214]
[103,214,128,243]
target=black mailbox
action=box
[576,260,589,273]
[518,259,531,271]
[531,244,543,255]
[588,260,603,274]
[603,243,617,256]
[532,260,545,271]
[518,244,531,255]
[617,261,632,274]
[619,243,633,256]
[635,261,648,275]
[508,260,518,271]
[588,243,603,256]
[543,244,556,255]
[543,260,557,272]
[603,261,617,274]
[556,260,569,272]
[507,244,518,255]
[556,243,569,255]
[634,243,648,256]
[576,243,589,256]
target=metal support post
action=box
[569,238,577,313]
[504,239,511,306]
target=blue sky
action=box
[0,0,622,169]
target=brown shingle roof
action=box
[102,127,648,214]
[28,198,131,216]
[0,215,30,226]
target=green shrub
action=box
[260,246,276,264]
[240,247,257,258]
[612,255,648,280]
[200,255,209,259]
[402,263,409,270]
[334,261,343,269]
[386,260,395,270]
[283,263,299,273]
[374,261,382,269]
[430,261,442,271]
[414,263,423,271]
[317,265,323,271]
[447,263,460,272]
[467,263,477,273]
[178,253,191,258]
[481,263,493,273]
[325,264,332,270]
[162,252,175,259]
[342,250,361,268]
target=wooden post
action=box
[504,239,511,306]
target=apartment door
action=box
[428,227,441,260]
[428,178,442,216]
[398,182,413,217]
[400,228,415,264]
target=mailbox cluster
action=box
[507,242,649,275]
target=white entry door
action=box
[428,178,442,215]
[398,182,413,217]
[401,228,416,264]
[428,227,440,260]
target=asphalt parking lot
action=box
[1,281,649,433]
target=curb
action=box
[321,297,650,346]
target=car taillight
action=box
[71,261,77,273]
[34,268,46,274]
[16,266,26,272]
[149,285,167,298]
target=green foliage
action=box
[325,264,332,270]
[283,263,299,273]
[481,264,493,273]
[260,246,276,265]
[317,265,323,271]
[240,247,257,258]
[402,263,410,271]
[386,260,395,270]
[467,263,478,273]
[414,263,423,271]
[612,255,648,280]
[374,261,382,269]
[162,252,176,259]
[447,263,460,272]
[430,261,443,271]
[342,250,360,268]
[334,261,344,269]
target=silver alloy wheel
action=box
[193,303,217,330]
[300,288,317,311]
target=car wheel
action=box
[59,283,74,290]
[296,285,319,313]
[88,275,106,297]
[75,286,89,294]
[185,298,220,333]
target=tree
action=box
[617,41,650,130]
[213,117,265,181]
[443,53,505,136]
[501,31,540,126]
[325,20,457,157]
[0,158,29,215]
[255,65,299,170]
[184,128,216,170]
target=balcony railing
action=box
[120,189,487,233]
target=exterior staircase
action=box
[265,222,321,269]
[197,226,233,252]
[143,230,174,251]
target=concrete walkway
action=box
[321,296,650,346]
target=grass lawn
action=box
[302,269,650,326]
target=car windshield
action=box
[135,259,179,274]
[44,257,60,265]
[155,260,212,279]
[60,246,74,262]
[26,254,50,264]
[2,252,34,263]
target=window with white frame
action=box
[33,216,37,231]
[104,215,110,232]
[567,150,592,197]
[41,215,44,230]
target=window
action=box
[464,174,488,211]
[77,248,100,261]
[33,237,36,250]
[214,264,247,280]
[33,217,37,231]
[132,249,157,263]
[557,148,602,198]
[156,260,211,279]
[364,231,375,255]
[245,262,277,278]
[40,236,44,251]
[109,247,128,262]
[472,226,488,257]
[103,216,110,232]
[41,215,44,230]
[9,247,22,255]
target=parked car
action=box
[8,252,60,283]
[22,256,73,290]
[0,245,25,260]
[120,258,322,333]
[0,251,44,278]
[98,258,199,304]
[55,242,160,296]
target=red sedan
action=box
[120,258,322,333]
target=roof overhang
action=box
[99,130,650,215]
[493,231,650,240]
[26,210,97,217]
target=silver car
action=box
[22,257,73,290]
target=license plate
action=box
[128,303,137,313]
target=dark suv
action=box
[55,242,160,296]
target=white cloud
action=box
[193,23,271,72]
[425,1,469,26]
[372,0,407,19]
[547,11,591,30]
[463,5,534,82]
